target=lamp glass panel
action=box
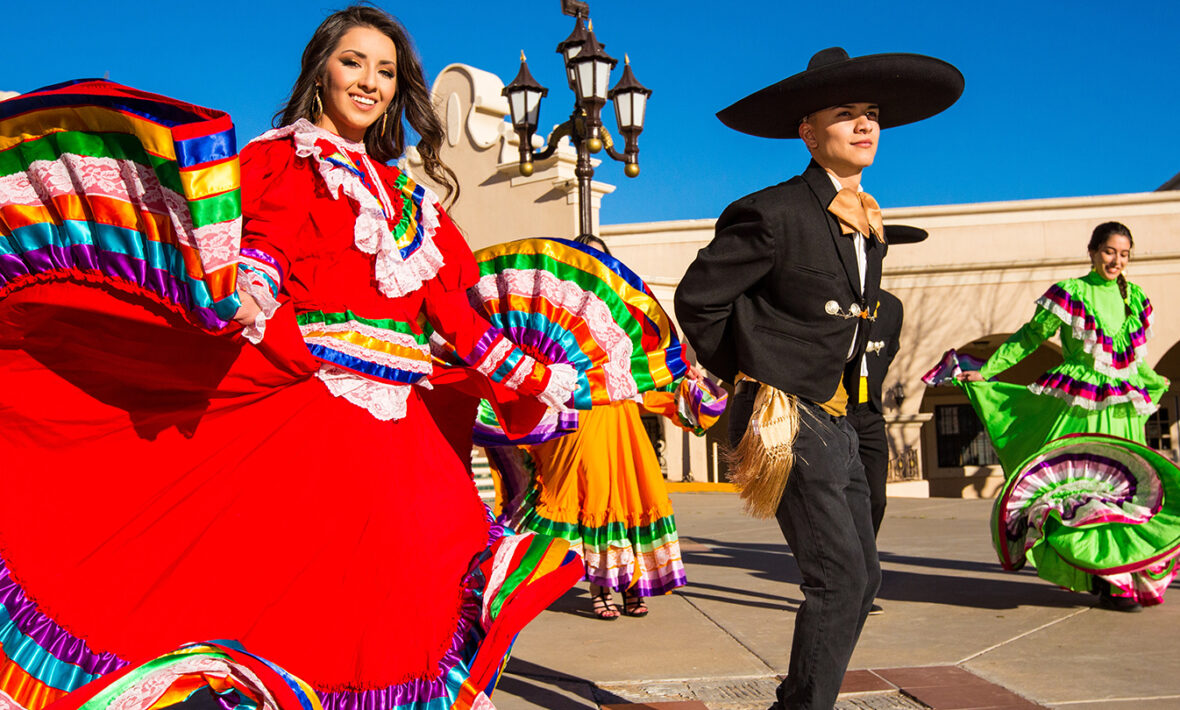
[563,44,581,86]
[525,89,542,127]
[613,93,631,128]
[508,90,527,128]
[575,61,596,100]
[594,61,611,100]
[631,93,647,128]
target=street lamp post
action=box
[502,1,651,241]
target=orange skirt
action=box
[514,401,686,595]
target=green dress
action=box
[958,271,1180,604]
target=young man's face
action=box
[798,103,880,176]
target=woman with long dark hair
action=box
[952,221,1179,611]
[0,6,580,710]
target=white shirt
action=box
[825,171,869,378]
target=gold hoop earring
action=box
[380,110,388,137]
[312,90,323,121]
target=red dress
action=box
[0,118,579,710]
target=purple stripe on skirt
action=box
[239,248,284,286]
[0,253,32,282]
[1022,452,1139,514]
[1035,372,1145,400]
[319,518,510,710]
[466,328,504,365]
[502,325,569,366]
[0,557,128,676]
[0,245,228,330]
[0,515,515,708]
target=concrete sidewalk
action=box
[493,493,1180,710]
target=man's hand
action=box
[956,371,984,383]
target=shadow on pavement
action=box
[681,536,1090,610]
[876,567,1087,609]
[878,550,1015,574]
[674,580,800,612]
[494,675,591,710]
[681,538,796,581]
[500,658,628,709]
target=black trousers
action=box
[729,384,880,710]
[845,403,888,536]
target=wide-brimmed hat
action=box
[717,47,964,139]
[884,224,928,245]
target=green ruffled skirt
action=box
[960,381,1180,604]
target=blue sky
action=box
[6,1,1178,224]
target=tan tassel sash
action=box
[726,380,802,519]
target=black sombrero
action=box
[884,224,928,245]
[717,47,964,139]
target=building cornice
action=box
[883,190,1180,220]
[884,250,1180,277]
[602,191,1180,241]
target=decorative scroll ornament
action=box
[824,300,875,320]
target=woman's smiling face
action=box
[316,25,397,142]
[1089,234,1132,281]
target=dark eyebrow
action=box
[339,49,396,67]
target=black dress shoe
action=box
[868,603,884,615]
[1098,593,1143,613]
[1097,582,1142,613]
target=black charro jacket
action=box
[674,160,886,405]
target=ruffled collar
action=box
[1036,275,1151,376]
[294,119,367,154]
[248,119,445,299]
[1083,269,1120,288]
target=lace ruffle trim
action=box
[1036,287,1152,378]
[537,363,578,410]
[1027,379,1157,417]
[249,119,445,299]
[314,363,412,421]
[235,268,282,345]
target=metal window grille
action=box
[1147,405,1173,452]
[640,412,668,476]
[934,404,1000,467]
[887,446,921,482]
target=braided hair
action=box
[274,5,459,204]
[1087,221,1134,317]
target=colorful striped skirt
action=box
[0,281,581,710]
[509,400,687,596]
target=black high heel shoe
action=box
[622,590,649,617]
[590,588,620,620]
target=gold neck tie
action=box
[828,188,885,243]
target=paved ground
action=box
[491,493,1180,710]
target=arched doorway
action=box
[1149,340,1180,462]
[917,334,1061,498]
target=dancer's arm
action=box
[1138,359,1172,406]
[233,141,314,342]
[674,199,775,380]
[978,306,1062,380]
[421,211,576,409]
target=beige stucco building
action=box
[417,64,1180,497]
[601,195,1180,498]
